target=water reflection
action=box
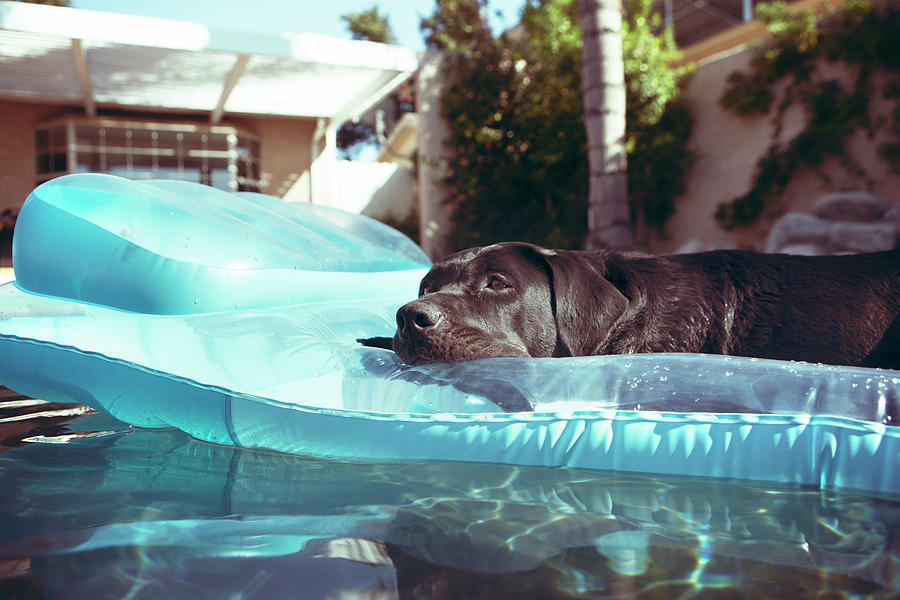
[1,400,900,598]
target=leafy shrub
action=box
[422,0,694,250]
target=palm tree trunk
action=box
[579,0,633,250]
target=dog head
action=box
[392,242,629,364]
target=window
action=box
[35,119,262,192]
[34,125,68,181]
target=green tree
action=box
[424,0,692,250]
[422,0,494,51]
[341,6,397,44]
[621,0,694,237]
[424,0,591,249]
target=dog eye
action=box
[419,283,432,296]
[486,275,508,291]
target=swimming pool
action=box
[2,388,899,598]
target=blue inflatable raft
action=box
[1,174,898,494]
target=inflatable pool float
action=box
[1,174,899,494]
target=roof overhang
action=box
[0,0,419,125]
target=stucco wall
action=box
[230,115,317,201]
[646,47,900,254]
[0,101,76,211]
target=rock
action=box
[883,203,900,223]
[811,192,889,222]
[766,195,899,255]
[777,243,828,256]
[829,221,898,253]
[764,212,830,253]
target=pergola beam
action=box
[70,38,95,117]
[210,54,250,124]
[328,69,410,131]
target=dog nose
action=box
[396,302,441,335]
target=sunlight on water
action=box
[2,394,900,598]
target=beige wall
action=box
[646,48,900,254]
[230,115,317,200]
[0,101,79,211]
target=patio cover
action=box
[0,0,419,125]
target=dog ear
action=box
[538,249,629,357]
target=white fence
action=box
[296,159,414,222]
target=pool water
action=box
[2,389,900,599]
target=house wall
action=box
[0,100,319,210]
[0,100,76,211]
[230,115,317,201]
[645,47,900,254]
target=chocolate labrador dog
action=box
[361,243,900,370]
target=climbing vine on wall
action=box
[716,0,900,229]
[422,0,694,251]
